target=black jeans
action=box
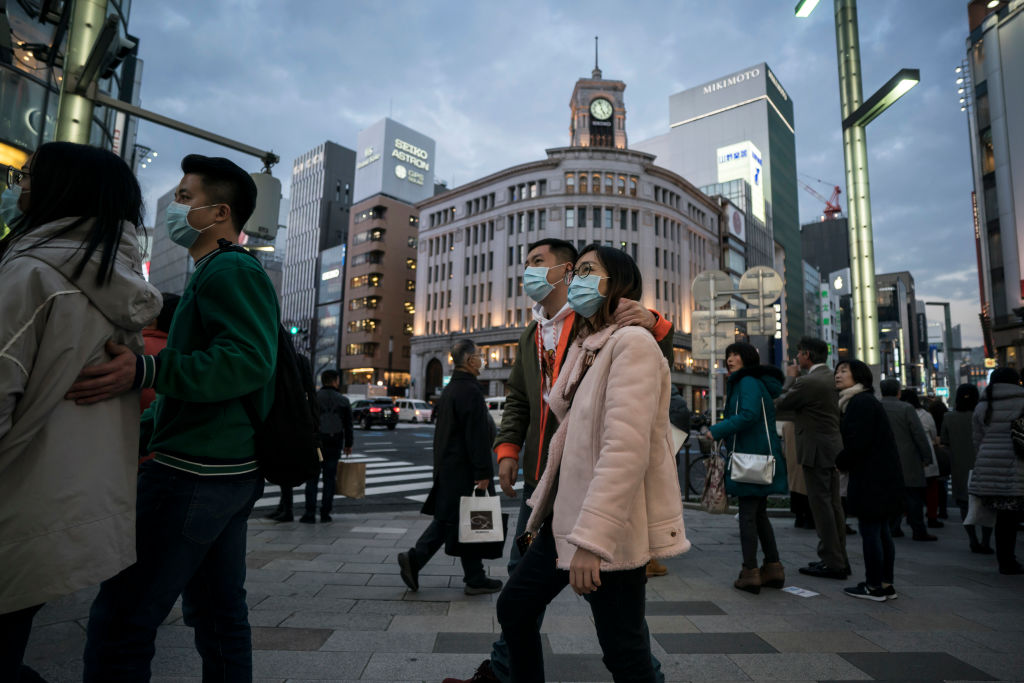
[496,522,660,683]
[995,509,1022,568]
[305,446,341,515]
[0,603,43,680]
[411,518,487,586]
[737,496,779,570]
[858,519,895,587]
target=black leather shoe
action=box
[398,550,419,591]
[299,513,316,524]
[320,513,332,523]
[271,510,293,522]
[798,564,848,580]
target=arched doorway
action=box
[425,358,443,401]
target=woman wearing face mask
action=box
[496,245,689,683]
[833,360,904,600]
[0,144,161,678]
[700,342,788,594]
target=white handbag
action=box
[458,490,505,544]
[728,396,776,486]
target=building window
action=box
[604,208,613,229]
[350,273,383,288]
[353,227,385,244]
[631,243,637,260]
[346,342,378,356]
[617,175,626,196]
[566,207,575,228]
[631,210,638,231]
[406,279,415,291]
[593,207,601,228]
[406,257,416,270]
[579,174,588,194]
[347,318,380,333]
[538,209,546,232]
[348,296,381,310]
[566,172,577,193]
[528,211,535,232]
[592,173,601,194]
[605,174,614,194]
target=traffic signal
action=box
[289,326,300,335]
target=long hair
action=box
[724,342,759,369]
[571,244,642,336]
[0,142,143,285]
[983,367,1020,425]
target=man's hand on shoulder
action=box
[613,299,655,330]
[65,340,137,405]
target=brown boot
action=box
[760,561,785,589]
[646,558,668,577]
[734,567,761,594]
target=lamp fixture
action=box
[842,68,920,129]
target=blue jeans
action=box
[496,521,663,683]
[858,519,895,587]
[83,462,264,682]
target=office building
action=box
[410,64,723,410]
[634,63,801,358]
[281,141,356,360]
[338,118,435,391]
[876,271,927,387]
[962,0,1024,365]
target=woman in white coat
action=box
[0,143,161,678]
[496,245,690,682]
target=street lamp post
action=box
[796,0,919,367]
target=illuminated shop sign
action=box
[702,67,760,95]
[716,140,765,223]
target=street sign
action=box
[935,386,949,398]
[738,266,784,307]
[692,270,734,308]
[745,307,778,336]
[691,309,737,360]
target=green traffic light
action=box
[289,326,299,335]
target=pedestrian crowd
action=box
[0,151,1019,682]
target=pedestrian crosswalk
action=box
[253,454,524,509]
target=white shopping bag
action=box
[458,490,505,544]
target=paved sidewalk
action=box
[24,505,1024,682]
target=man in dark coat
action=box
[775,337,850,580]
[398,338,502,595]
[880,379,937,541]
[302,369,354,523]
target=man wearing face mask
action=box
[70,155,278,681]
[444,238,675,683]
[399,338,503,595]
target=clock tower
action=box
[569,37,627,149]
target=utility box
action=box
[243,172,282,239]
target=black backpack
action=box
[207,240,322,486]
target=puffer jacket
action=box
[970,382,1024,498]
[525,324,690,571]
[0,218,161,613]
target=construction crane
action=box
[798,174,843,220]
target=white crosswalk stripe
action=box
[253,454,525,509]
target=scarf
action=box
[838,383,867,414]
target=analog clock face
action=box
[590,98,613,120]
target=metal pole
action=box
[709,278,717,426]
[834,0,880,366]
[944,304,955,391]
[55,0,108,143]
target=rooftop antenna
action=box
[592,36,602,79]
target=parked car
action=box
[485,396,507,425]
[394,398,433,423]
[351,397,399,430]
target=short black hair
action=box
[879,378,900,397]
[527,238,578,265]
[899,387,922,409]
[724,342,760,369]
[321,369,340,386]
[451,338,477,368]
[155,293,181,333]
[798,336,829,364]
[180,154,258,232]
[839,360,874,392]
[954,383,980,412]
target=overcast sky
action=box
[130,0,979,345]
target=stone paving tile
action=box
[655,633,777,654]
[543,653,615,681]
[687,615,793,633]
[402,586,472,602]
[315,584,407,600]
[869,611,995,632]
[155,624,196,648]
[320,630,437,653]
[728,653,872,680]
[388,614,495,633]
[657,653,756,681]
[247,609,296,627]
[779,613,890,632]
[148,646,203,675]
[448,600,500,616]
[360,652,500,679]
[756,630,884,653]
[956,610,1024,632]
[960,628,1024,654]
[854,629,1001,653]
[246,582,321,599]
[546,632,602,654]
[646,615,700,634]
[839,652,997,681]
[337,561,403,574]
[953,650,1024,681]
[539,615,598,634]
[252,626,332,651]
[283,571,373,587]
[279,611,391,630]
[431,631,552,654]
[646,600,726,616]
[262,558,345,573]
[369,572,451,588]
[246,567,298,583]
[252,650,371,679]
[350,598,449,616]
[253,596,355,612]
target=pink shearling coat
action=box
[525,324,690,571]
